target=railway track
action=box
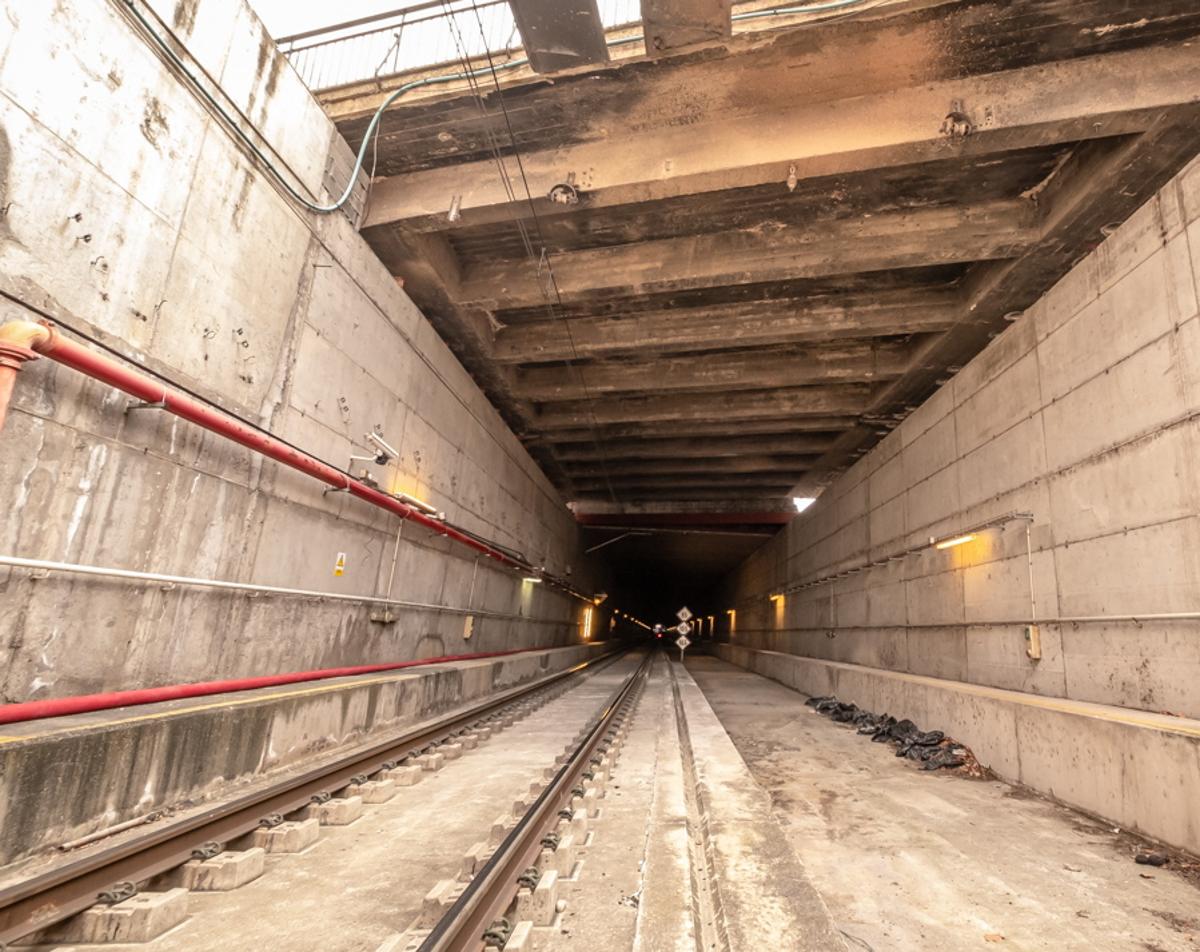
[0,649,647,949]
[417,651,651,952]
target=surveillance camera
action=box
[366,431,400,459]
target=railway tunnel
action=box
[1,0,1199,948]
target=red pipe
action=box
[4,320,523,570]
[0,322,51,432]
[0,647,545,726]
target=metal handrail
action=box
[278,0,640,92]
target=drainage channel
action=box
[0,650,632,948]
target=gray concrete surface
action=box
[0,644,610,871]
[672,660,847,951]
[0,0,603,703]
[720,154,1200,718]
[714,642,1200,856]
[688,655,1200,952]
[22,654,646,951]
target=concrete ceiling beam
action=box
[533,384,872,429]
[513,340,912,402]
[493,290,953,364]
[457,201,1036,311]
[531,416,859,444]
[795,113,1200,493]
[554,433,836,462]
[564,454,819,478]
[359,43,1200,234]
[571,472,806,494]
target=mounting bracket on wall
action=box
[940,99,973,138]
[548,172,580,205]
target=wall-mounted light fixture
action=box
[793,497,816,513]
[522,575,542,584]
[768,592,784,602]
[779,511,1034,595]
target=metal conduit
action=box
[0,556,565,624]
[0,319,596,603]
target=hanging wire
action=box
[441,1,624,505]
[123,0,875,217]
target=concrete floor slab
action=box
[686,655,1200,952]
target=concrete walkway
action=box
[686,655,1200,952]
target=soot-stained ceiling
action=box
[318,0,1200,584]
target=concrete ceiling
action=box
[321,0,1200,534]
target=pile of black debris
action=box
[804,695,969,770]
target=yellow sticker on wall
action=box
[334,552,346,576]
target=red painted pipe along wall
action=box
[0,319,606,723]
[3,321,525,568]
[0,648,543,726]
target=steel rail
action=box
[420,650,653,952]
[0,649,627,945]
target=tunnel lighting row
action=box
[761,512,1034,603]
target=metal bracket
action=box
[126,399,167,412]
[483,918,513,949]
[97,882,137,905]
[548,172,580,206]
[190,841,223,861]
[516,866,541,890]
[940,99,973,138]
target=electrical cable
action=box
[456,2,628,506]
[121,0,872,218]
[120,0,529,214]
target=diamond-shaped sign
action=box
[675,634,691,650]
[676,621,692,635]
[676,606,693,622]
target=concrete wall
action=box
[714,643,1200,855]
[0,0,604,701]
[720,154,1200,719]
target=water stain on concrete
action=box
[140,96,169,149]
[172,0,198,35]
